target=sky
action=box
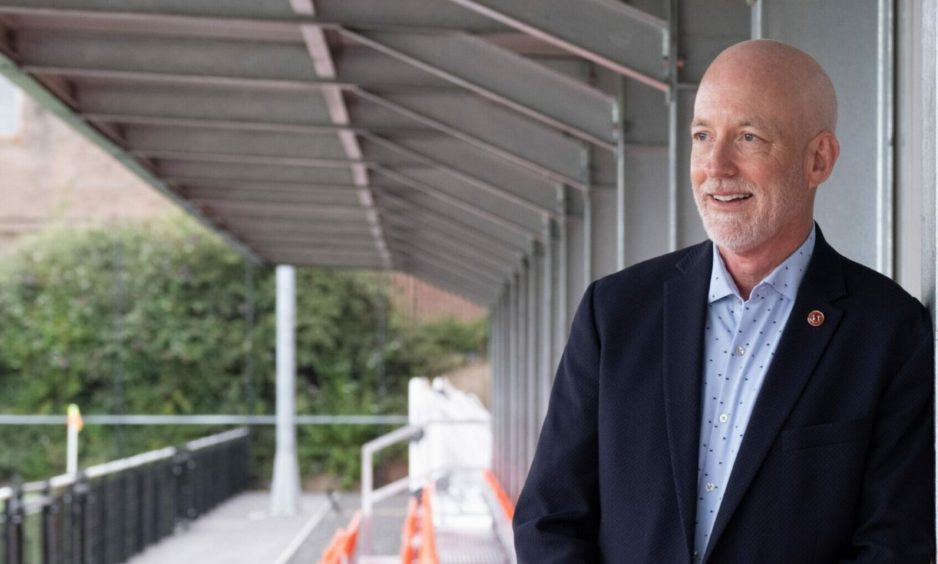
[0,75,22,136]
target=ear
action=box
[805,131,840,189]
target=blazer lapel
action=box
[663,242,712,561]
[702,229,846,562]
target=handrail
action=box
[0,428,251,564]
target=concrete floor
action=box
[122,490,407,564]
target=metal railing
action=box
[0,428,251,564]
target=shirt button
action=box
[735,345,746,356]
[719,413,729,423]
[705,482,716,492]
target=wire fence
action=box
[0,428,250,564]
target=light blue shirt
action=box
[692,227,816,561]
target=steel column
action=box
[270,265,300,516]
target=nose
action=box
[703,138,737,178]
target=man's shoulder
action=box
[834,250,926,314]
[591,241,710,299]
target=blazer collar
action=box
[701,225,846,562]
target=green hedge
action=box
[0,216,487,487]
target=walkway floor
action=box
[124,491,330,564]
[124,490,406,564]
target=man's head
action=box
[690,40,840,255]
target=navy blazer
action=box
[514,227,934,563]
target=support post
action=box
[270,265,300,516]
[615,76,627,270]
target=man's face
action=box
[690,73,812,254]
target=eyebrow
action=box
[690,117,777,133]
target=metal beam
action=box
[391,239,505,286]
[378,193,531,254]
[0,52,260,263]
[134,150,369,169]
[0,2,505,33]
[293,1,389,269]
[440,0,668,91]
[342,29,616,149]
[385,229,515,277]
[364,134,557,217]
[372,165,540,239]
[354,89,587,189]
[381,213,523,263]
[395,260,491,306]
[393,251,497,301]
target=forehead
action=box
[692,81,792,134]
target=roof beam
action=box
[381,213,522,264]
[355,89,586,190]
[294,0,389,268]
[395,260,492,306]
[0,51,260,263]
[377,193,530,254]
[371,165,539,239]
[364,134,556,217]
[0,2,504,33]
[393,250,500,298]
[385,228,516,275]
[440,0,669,91]
[341,30,616,150]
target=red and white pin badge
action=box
[807,309,825,327]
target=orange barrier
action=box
[417,486,439,564]
[400,496,419,563]
[484,470,515,521]
[319,511,362,564]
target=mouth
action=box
[709,193,752,203]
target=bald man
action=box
[513,40,934,563]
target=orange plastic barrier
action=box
[417,487,439,564]
[319,511,362,564]
[484,470,515,520]
[400,496,419,563]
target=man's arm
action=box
[841,308,935,563]
[513,282,602,562]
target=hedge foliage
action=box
[0,216,487,486]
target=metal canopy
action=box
[0,0,671,306]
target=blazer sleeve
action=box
[513,282,602,562]
[840,307,935,563]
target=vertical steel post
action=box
[526,248,539,470]
[540,217,554,428]
[615,76,627,270]
[554,185,568,367]
[667,0,681,252]
[876,0,895,277]
[270,265,300,516]
[582,147,594,281]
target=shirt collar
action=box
[708,225,816,304]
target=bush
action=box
[0,216,486,486]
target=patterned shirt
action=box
[692,227,816,561]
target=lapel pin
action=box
[807,310,825,327]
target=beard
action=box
[693,175,804,253]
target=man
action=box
[513,40,934,563]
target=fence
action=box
[0,428,250,564]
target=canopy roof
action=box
[0,0,672,305]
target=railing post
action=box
[5,479,23,564]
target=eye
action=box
[741,132,758,142]
[692,131,709,142]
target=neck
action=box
[718,223,813,300]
